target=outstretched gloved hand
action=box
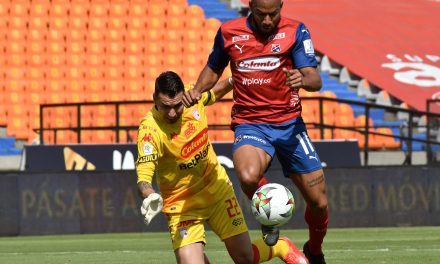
[140,193,163,225]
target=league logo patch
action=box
[303,39,315,56]
[234,135,242,144]
[143,142,154,155]
[271,44,281,53]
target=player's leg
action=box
[274,117,327,264]
[223,232,254,263]
[207,186,254,263]
[233,144,271,198]
[252,237,309,264]
[232,125,277,246]
[289,169,327,264]
[167,212,210,264]
[174,242,206,264]
[232,124,274,197]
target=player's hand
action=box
[182,88,202,107]
[140,193,163,225]
[283,68,304,91]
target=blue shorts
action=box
[232,117,322,177]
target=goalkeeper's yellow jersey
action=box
[136,88,232,214]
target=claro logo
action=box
[236,56,280,72]
[181,128,208,158]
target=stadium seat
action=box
[128,2,148,18]
[374,127,401,149]
[186,4,205,18]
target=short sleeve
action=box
[291,23,318,69]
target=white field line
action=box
[2,247,440,256]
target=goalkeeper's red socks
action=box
[244,177,268,200]
[305,206,328,255]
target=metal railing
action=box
[37,98,440,166]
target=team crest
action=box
[234,135,242,144]
[271,44,281,53]
[179,227,188,238]
[192,109,200,120]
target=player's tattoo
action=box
[138,181,153,196]
[307,175,324,187]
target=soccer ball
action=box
[251,183,295,227]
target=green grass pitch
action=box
[1,227,439,263]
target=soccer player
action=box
[136,71,308,264]
[182,1,328,263]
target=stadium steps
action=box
[188,0,239,22]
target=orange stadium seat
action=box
[186,5,205,19]
[69,16,87,30]
[148,3,165,17]
[49,15,68,31]
[109,1,128,17]
[168,0,188,6]
[167,3,185,18]
[204,17,221,30]
[51,1,69,17]
[70,0,89,18]
[126,28,144,42]
[89,1,108,18]
[145,28,164,43]
[163,41,184,55]
[128,2,148,18]
[375,127,401,149]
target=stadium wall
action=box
[1,167,440,236]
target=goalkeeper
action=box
[136,71,308,264]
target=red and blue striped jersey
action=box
[207,16,318,125]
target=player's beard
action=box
[252,17,278,38]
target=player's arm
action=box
[283,66,322,92]
[136,124,163,225]
[203,77,233,106]
[284,23,322,92]
[138,181,155,198]
[183,28,230,107]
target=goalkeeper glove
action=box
[140,193,163,225]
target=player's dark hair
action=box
[154,71,184,98]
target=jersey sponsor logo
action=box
[137,154,158,163]
[242,135,267,144]
[232,34,249,42]
[141,125,156,132]
[242,77,271,86]
[271,44,281,53]
[236,56,281,72]
[303,39,315,56]
[177,220,197,229]
[181,128,208,158]
[179,143,210,170]
[268,32,285,41]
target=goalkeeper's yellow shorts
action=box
[165,188,248,250]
